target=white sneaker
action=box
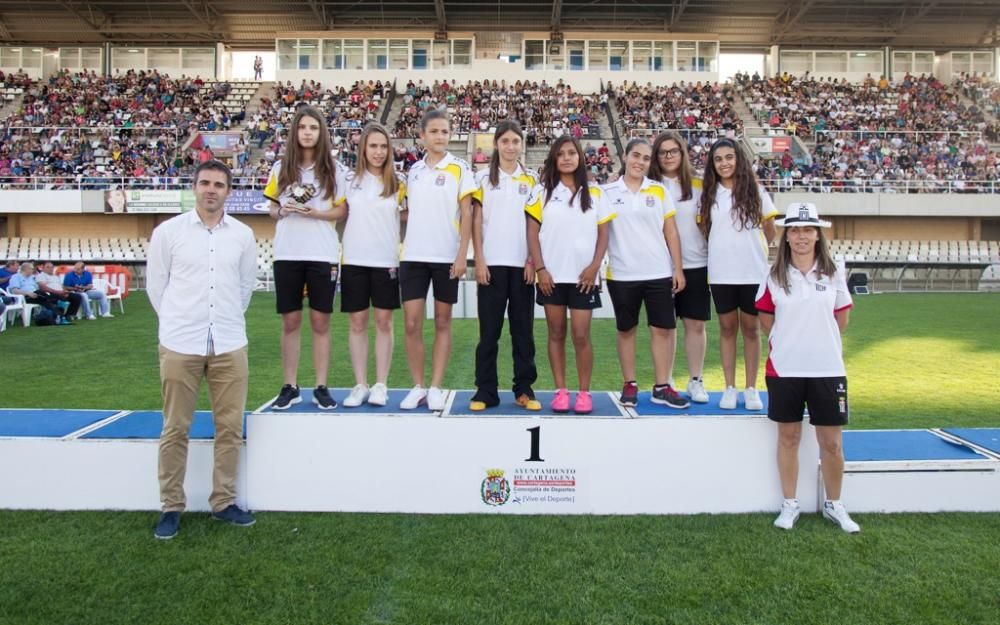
[823,500,861,534]
[744,387,763,411]
[719,386,738,410]
[343,384,370,408]
[368,383,389,407]
[773,500,800,530]
[87,315,96,320]
[686,378,709,404]
[427,386,447,411]
[101,313,114,318]
[399,385,427,410]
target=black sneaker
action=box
[619,381,639,407]
[271,384,300,410]
[313,385,337,410]
[651,384,690,409]
[154,511,180,540]
[211,504,256,527]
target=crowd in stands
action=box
[393,79,605,142]
[755,132,1000,193]
[610,79,744,172]
[735,71,994,138]
[0,70,251,188]
[953,72,1000,132]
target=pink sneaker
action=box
[551,388,570,413]
[573,391,593,414]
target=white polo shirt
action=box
[263,159,348,264]
[602,176,676,281]
[663,176,707,270]
[341,170,407,268]
[706,185,778,285]
[472,165,537,268]
[402,152,477,263]
[755,264,853,378]
[147,210,257,356]
[525,182,615,284]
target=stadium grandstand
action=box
[2,0,997,295]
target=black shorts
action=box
[606,278,675,331]
[675,266,711,321]
[340,264,401,312]
[766,376,849,426]
[536,283,602,310]
[274,260,336,314]
[399,261,459,304]
[711,283,759,316]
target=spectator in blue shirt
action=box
[0,259,18,292]
[63,261,113,319]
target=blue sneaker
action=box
[211,504,256,527]
[154,511,180,540]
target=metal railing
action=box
[812,129,984,143]
[758,177,1000,194]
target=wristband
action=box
[535,266,546,273]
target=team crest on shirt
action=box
[435,174,447,186]
[519,183,529,195]
[645,196,656,207]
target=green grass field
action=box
[1,292,999,624]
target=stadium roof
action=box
[0,1,996,50]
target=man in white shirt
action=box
[146,160,257,540]
[35,261,83,322]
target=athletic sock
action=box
[783,498,799,508]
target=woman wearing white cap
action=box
[755,203,860,533]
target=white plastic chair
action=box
[1,287,34,327]
[93,278,124,314]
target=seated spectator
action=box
[62,261,113,319]
[0,259,18,291]
[7,262,66,324]
[35,261,82,321]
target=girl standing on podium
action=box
[526,136,615,414]
[469,121,541,412]
[755,202,860,534]
[649,131,711,405]
[602,138,687,409]
[336,123,406,409]
[698,137,778,412]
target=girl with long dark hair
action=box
[526,136,614,414]
[264,105,347,410]
[469,120,541,412]
[698,137,778,411]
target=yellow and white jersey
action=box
[402,152,477,263]
[706,184,779,285]
[341,169,407,268]
[472,165,537,268]
[663,176,707,270]
[263,159,348,264]
[602,176,676,281]
[525,182,615,284]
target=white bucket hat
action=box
[777,202,831,228]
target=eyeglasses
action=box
[657,148,682,158]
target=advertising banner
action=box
[104,189,194,213]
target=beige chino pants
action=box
[158,344,248,513]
